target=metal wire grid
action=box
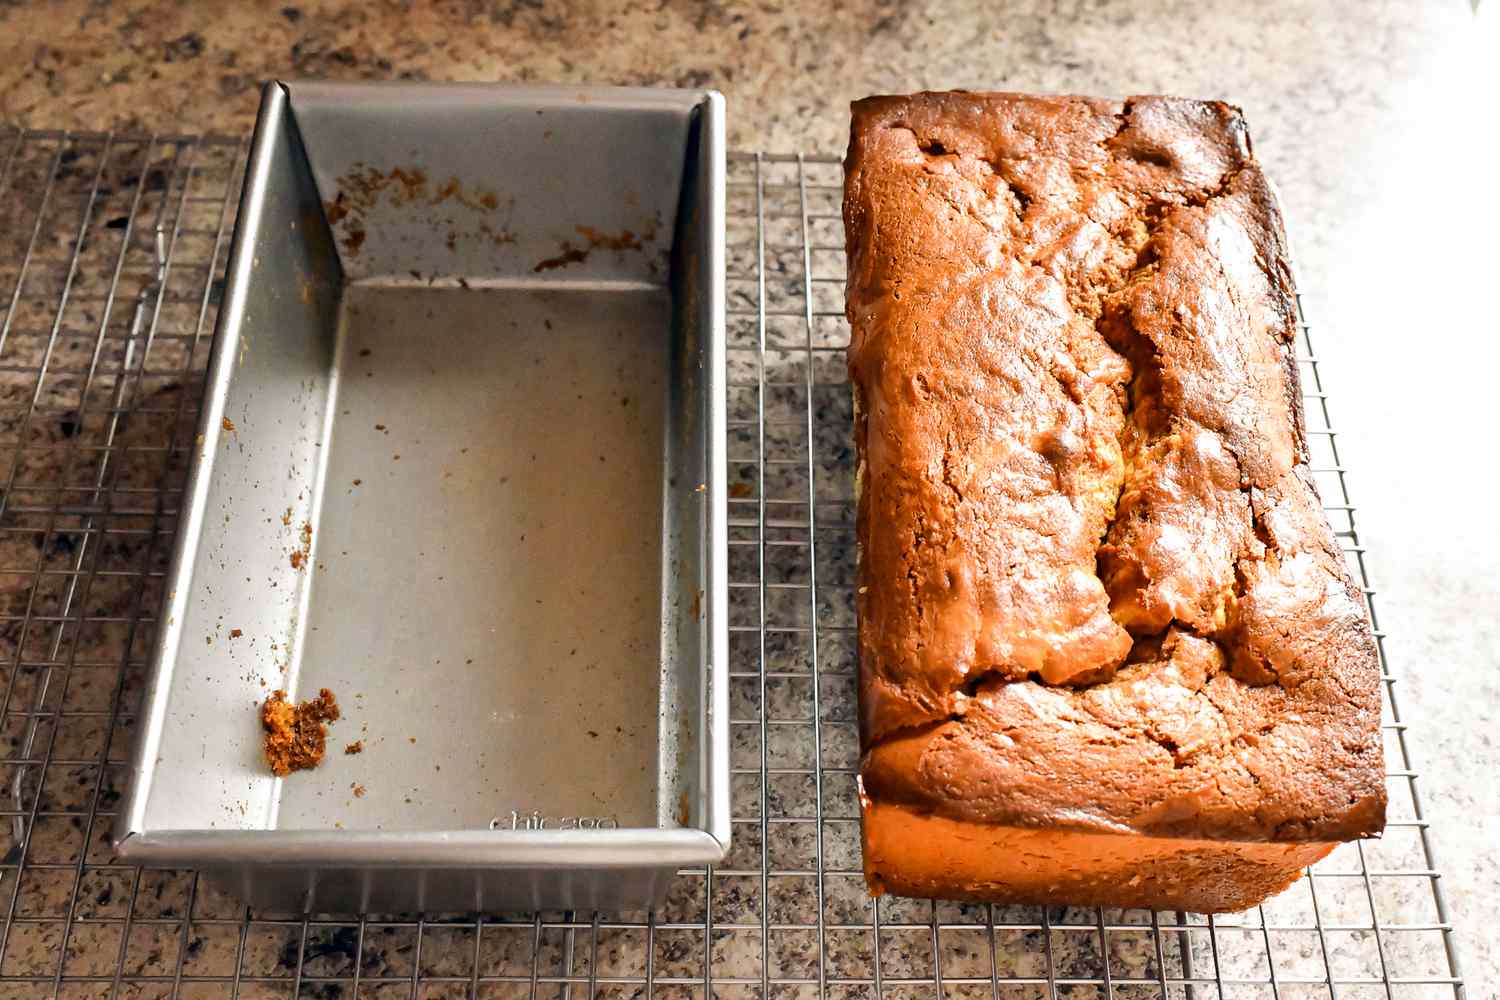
[0,130,1466,1000]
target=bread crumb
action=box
[352,783,366,798]
[344,741,364,755]
[289,521,313,570]
[229,628,243,639]
[260,688,340,776]
[222,417,236,433]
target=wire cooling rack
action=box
[0,129,1467,999]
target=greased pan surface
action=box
[115,81,728,913]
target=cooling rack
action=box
[0,129,1467,999]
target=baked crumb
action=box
[229,628,243,639]
[344,740,364,755]
[289,521,313,570]
[222,417,236,433]
[260,688,340,776]
[532,244,589,273]
[352,783,366,798]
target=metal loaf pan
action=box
[115,81,729,913]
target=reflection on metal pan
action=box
[114,80,728,914]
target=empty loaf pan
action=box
[114,81,729,913]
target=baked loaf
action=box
[844,92,1385,913]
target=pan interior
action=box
[128,86,717,852]
[271,283,672,831]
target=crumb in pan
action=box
[289,521,313,570]
[260,687,340,776]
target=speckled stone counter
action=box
[2,0,1496,990]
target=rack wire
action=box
[0,130,1467,999]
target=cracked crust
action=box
[845,92,1385,870]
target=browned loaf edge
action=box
[843,91,1385,911]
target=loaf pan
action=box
[114,81,729,913]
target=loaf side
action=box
[863,799,1336,913]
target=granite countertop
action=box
[2,0,1495,990]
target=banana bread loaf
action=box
[844,92,1386,913]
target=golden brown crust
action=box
[863,798,1336,913]
[845,92,1385,856]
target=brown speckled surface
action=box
[1,0,1496,986]
[844,92,1385,860]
